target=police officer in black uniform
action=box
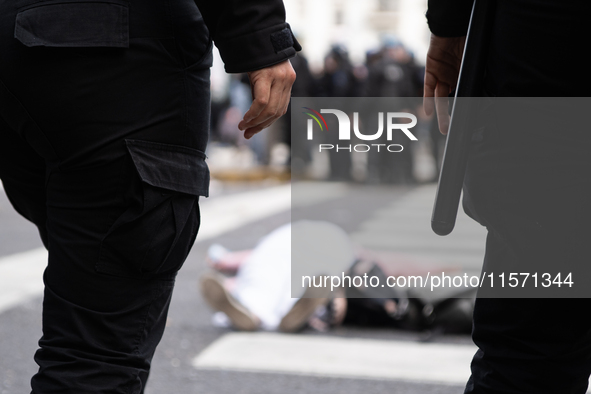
[0,0,298,392]
[425,1,591,393]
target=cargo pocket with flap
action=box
[14,0,129,48]
[97,139,209,278]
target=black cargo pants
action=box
[462,97,591,393]
[0,1,211,392]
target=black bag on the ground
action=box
[342,260,475,334]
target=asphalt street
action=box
[0,180,485,394]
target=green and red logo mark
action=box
[302,107,328,132]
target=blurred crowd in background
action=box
[207,37,446,184]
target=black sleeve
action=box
[194,0,301,73]
[426,0,474,37]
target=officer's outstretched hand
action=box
[238,60,297,139]
[423,34,465,134]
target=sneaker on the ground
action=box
[279,285,330,333]
[200,272,260,331]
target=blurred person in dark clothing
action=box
[291,53,315,99]
[0,0,298,392]
[366,39,421,184]
[366,38,422,99]
[316,45,362,98]
[315,45,359,181]
[425,1,591,393]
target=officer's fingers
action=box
[267,61,296,116]
[245,83,292,141]
[243,86,291,140]
[274,75,296,123]
[241,78,285,132]
[280,86,292,118]
[276,78,293,119]
[239,78,271,130]
[260,64,295,119]
[435,83,451,135]
[424,96,435,117]
[243,116,278,139]
[239,60,295,131]
[423,72,437,116]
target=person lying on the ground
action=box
[200,220,412,333]
[200,220,475,334]
[201,221,355,332]
[200,221,353,332]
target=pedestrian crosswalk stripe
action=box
[0,248,47,314]
[193,332,591,392]
[199,181,347,242]
[193,332,476,385]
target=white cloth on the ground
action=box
[231,221,355,330]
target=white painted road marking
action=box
[197,184,291,242]
[191,182,347,242]
[192,332,591,392]
[0,248,47,314]
[193,332,476,385]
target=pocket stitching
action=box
[17,0,130,13]
[15,1,130,48]
[96,140,205,278]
